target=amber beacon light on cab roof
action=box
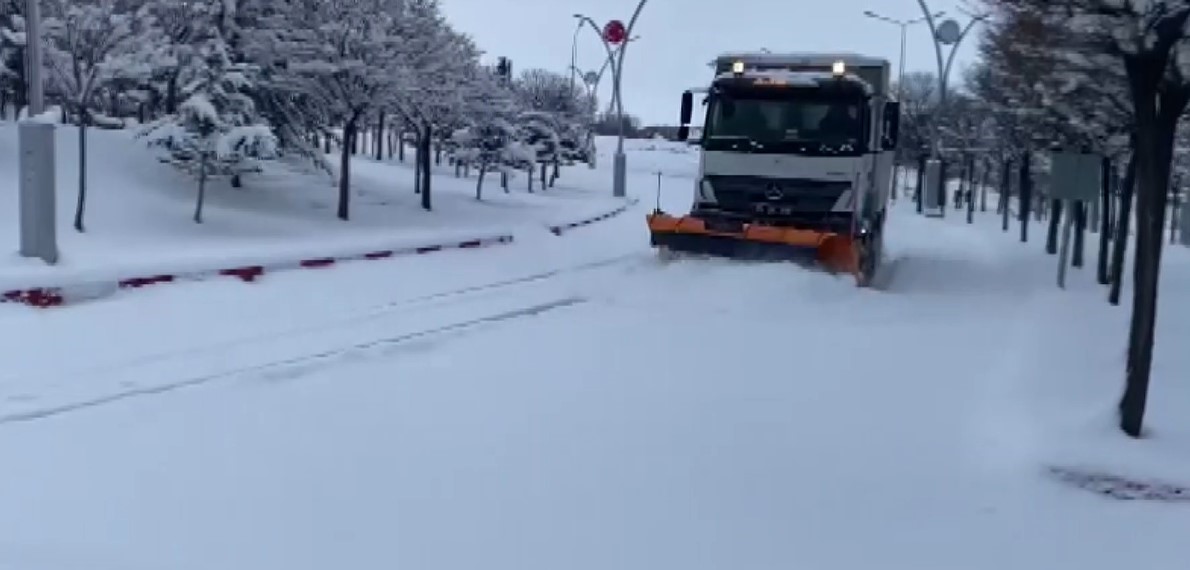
[647,52,901,287]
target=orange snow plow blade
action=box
[646,212,858,275]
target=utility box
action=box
[923,158,942,210]
[18,120,58,264]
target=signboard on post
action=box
[1048,151,1100,288]
[603,20,626,45]
[1048,151,1102,201]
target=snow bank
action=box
[0,124,630,289]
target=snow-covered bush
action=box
[139,34,276,223]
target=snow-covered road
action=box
[2,173,1189,569]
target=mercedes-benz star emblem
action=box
[764,183,783,201]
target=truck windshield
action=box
[703,95,865,153]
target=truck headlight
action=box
[699,177,716,201]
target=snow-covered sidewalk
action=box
[0,125,639,297]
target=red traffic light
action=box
[603,20,627,45]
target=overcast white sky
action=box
[440,0,984,125]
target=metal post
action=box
[18,0,56,265]
[611,0,649,199]
[18,122,58,264]
[25,0,44,115]
[912,2,985,214]
[569,21,581,99]
[862,9,936,98]
[898,25,907,99]
[1057,200,1074,288]
[574,13,646,198]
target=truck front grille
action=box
[708,175,851,213]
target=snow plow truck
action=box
[647,52,900,287]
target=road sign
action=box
[936,19,961,45]
[603,19,627,45]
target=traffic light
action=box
[496,57,512,82]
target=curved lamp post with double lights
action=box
[862,9,942,99]
[912,1,987,213]
[574,0,648,199]
[862,9,941,201]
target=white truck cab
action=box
[676,52,900,240]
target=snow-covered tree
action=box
[42,0,155,231]
[981,0,1190,437]
[449,70,527,199]
[0,0,27,119]
[517,111,561,191]
[139,33,276,223]
[251,0,405,220]
[388,0,478,211]
[515,67,590,175]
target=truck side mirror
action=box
[680,91,693,125]
[882,101,901,150]
[677,125,690,141]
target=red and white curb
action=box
[3,199,640,310]
[2,234,514,309]
[547,198,640,236]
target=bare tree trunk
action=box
[375,111,385,161]
[338,119,356,220]
[1046,199,1063,254]
[540,161,547,189]
[502,171,509,192]
[1119,80,1186,438]
[421,124,433,211]
[166,72,179,114]
[1000,159,1011,232]
[915,154,925,213]
[398,129,406,162]
[1020,151,1032,242]
[1109,153,1137,306]
[1073,201,1086,268]
[476,164,486,200]
[1098,156,1113,285]
[1170,186,1180,244]
[74,111,88,232]
[980,159,989,212]
[195,152,208,223]
[966,155,976,224]
[413,135,422,194]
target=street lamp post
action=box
[574,0,648,199]
[25,0,44,115]
[862,9,941,99]
[571,36,638,115]
[863,9,941,201]
[569,20,582,101]
[913,1,987,214]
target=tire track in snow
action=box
[3,251,644,395]
[0,297,587,426]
